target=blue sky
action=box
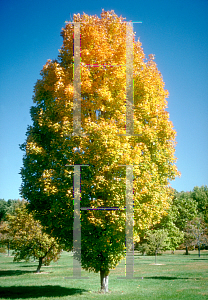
[0,0,207,200]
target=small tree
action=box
[150,193,184,253]
[0,221,12,255]
[0,199,32,256]
[144,229,169,264]
[4,200,62,273]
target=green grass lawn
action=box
[0,250,208,299]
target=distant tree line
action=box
[136,185,208,259]
[0,199,21,222]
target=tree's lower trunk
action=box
[185,245,189,255]
[198,245,200,257]
[36,257,43,273]
[155,251,157,264]
[100,270,109,293]
[7,242,10,256]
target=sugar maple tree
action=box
[20,10,180,292]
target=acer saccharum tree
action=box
[20,10,180,292]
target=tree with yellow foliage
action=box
[2,200,62,273]
[20,10,180,292]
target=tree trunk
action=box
[7,242,10,256]
[198,245,200,257]
[155,251,157,264]
[100,270,109,293]
[185,245,189,255]
[36,257,43,273]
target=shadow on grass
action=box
[191,258,208,260]
[20,265,39,267]
[145,276,189,280]
[0,270,34,277]
[0,286,87,298]
[19,264,67,269]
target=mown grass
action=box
[0,250,208,299]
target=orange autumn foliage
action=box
[20,10,180,276]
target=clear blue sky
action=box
[0,0,207,200]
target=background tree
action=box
[0,199,7,222]
[0,199,22,222]
[173,191,198,254]
[185,217,208,257]
[191,186,208,224]
[6,199,22,215]
[183,227,195,254]
[0,199,22,255]
[145,191,184,253]
[0,221,10,254]
[20,10,180,292]
[3,200,62,273]
[142,229,169,264]
[173,191,198,229]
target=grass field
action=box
[0,250,208,299]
